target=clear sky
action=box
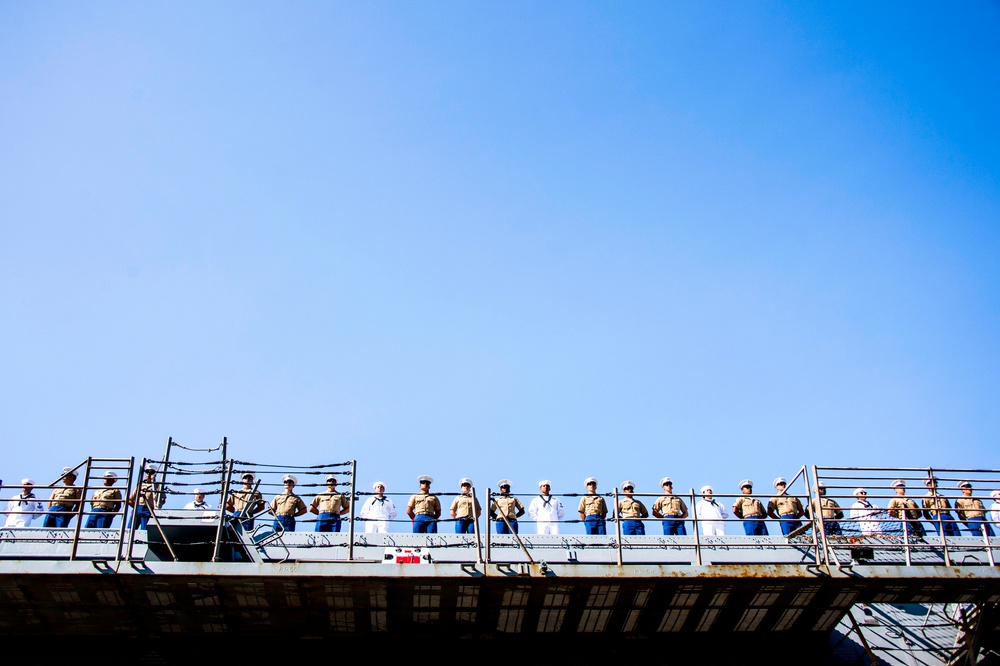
[2,2,999,524]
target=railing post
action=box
[211,456,234,562]
[810,466,835,567]
[347,460,356,562]
[471,486,483,565]
[613,488,622,567]
[929,467,951,567]
[485,490,492,565]
[691,488,701,566]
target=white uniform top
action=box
[183,500,214,511]
[695,497,729,527]
[360,496,398,522]
[4,493,45,527]
[990,500,1000,526]
[851,500,880,535]
[528,494,565,523]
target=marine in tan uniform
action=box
[42,467,82,528]
[85,471,122,529]
[449,478,482,534]
[490,479,524,534]
[407,475,441,533]
[127,465,164,530]
[732,479,768,536]
[955,481,994,537]
[617,480,648,536]
[309,474,350,533]
[651,477,689,536]
[227,472,266,530]
[808,482,844,536]
[270,474,308,532]
[922,477,959,537]
[578,477,608,535]
[885,479,924,538]
[767,476,805,536]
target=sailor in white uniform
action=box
[183,488,213,511]
[850,488,880,535]
[4,479,44,527]
[991,490,1000,529]
[528,480,565,534]
[359,481,397,533]
[695,485,728,536]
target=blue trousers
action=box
[584,516,606,535]
[128,506,152,530]
[824,521,842,536]
[779,514,801,536]
[495,519,518,534]
[273,515,296,532]
[743,517,768,536]
[966,516,995,537]
[43,505,74,528]
[928,513,960,537]
[661,518,687,536]
[231,510,255,532]
[413,514,437,533]
[454,517,475,534]
[315,513,342,532]
[622,519,645,535]
[85,508,115,529]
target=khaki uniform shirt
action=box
[578,494,607,517]
[450,494,482,519]
[229,489,264,514]
[492,495,524,520]
[270,493,307,517]
[956,497,986,520]
[733,496,766,519]
[408,493,441,516]
[311,492,349,514]
[922,493,952,517]
[652,495,688,518]
[810,497,843,521]
[886,497,921,520]
[617,496,649,519]
[90,487,122,511]
[50,486,82,509]
[768,495,804,517]
[130,481,164,509]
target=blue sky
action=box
[1,2,999,523]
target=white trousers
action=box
[701,523,725,536]
[365,521,389,533]
[536,521,560,535]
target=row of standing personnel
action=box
[5,468,999,538]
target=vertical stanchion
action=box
[212,457,234,562]
[811,466,834,567]
[471,486,483,565]
[691,488,701,566]
[347,460,357,562]
[613,488,623,567]
[484,490,492,565]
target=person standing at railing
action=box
[127,466,165,530]
[183,488,213,511]
[732,480,768,536]
[407,475,441,533]
[955,481,994,537]
[42,467,82,528]
[3,479,44,528]
[652,477,689,535]
[450,478,482,534]
[226,473,265,531]
[359,482,397,533]
[767,477,805,536]
[309,475,350,533]
[528,481,565,534]
[850,488,880,535]
[922,477,960,537]
[491,480,524,534]
[886,480,924,538]
[270,474,308,532]
[808,482,844,536]
[695,485,728,536]
[578,477,608,535]
[85,471,122,529]
[617,480,648,536]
